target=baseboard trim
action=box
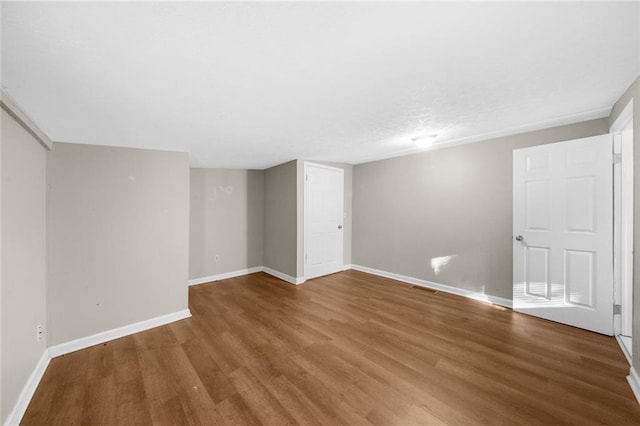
[48,309,192,357]
[190,265,355,285]
[263,267,305,285]
[188,267,263,286]
[616,335,634,366]
[3,349,51,426]
[4,309,192,425]
[351,264,512,308]
[628,367,640,405]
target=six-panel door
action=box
[513,134,613,335]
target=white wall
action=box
[46,142,190,345]
[1,109,47,424]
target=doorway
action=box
[304,162,344,279]
[612,100,634,362]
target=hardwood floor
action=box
[22,270,640,425]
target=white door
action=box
[513,134,613,335]
[304,163,344,279]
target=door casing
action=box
[612,100,634,342]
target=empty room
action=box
[2,1,640,425]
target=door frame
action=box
[303,161,344,279]
[611,100,634,357]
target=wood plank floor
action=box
[22,270,640,425]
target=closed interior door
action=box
[304,163,344,279]
[513,134,613,335]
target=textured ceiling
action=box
[1,2,639,169]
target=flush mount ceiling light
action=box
[412,134,438,149]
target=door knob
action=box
[338,225,343,229]
[515,235,524,241]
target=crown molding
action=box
[0,88,52,150]
[353,106,611,165]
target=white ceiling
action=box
[2,2,639,169]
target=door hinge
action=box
[613,153,622,164]
[614,304,622,315]
[305,252,308,263]
[306,174,308,181]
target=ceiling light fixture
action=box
[412,134,438,149]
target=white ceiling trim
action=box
[1,88,52,150]
[353,106,612,165]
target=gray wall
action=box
[263,160,298,278]
[609,75,640,375]
[1,109,47,423]
[189,168,264,280]
[47,142,190,345]
[353,118,609,299]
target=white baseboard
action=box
[48,309,192,357]
[351,264,512,308]
[3,349,51,426]
[628,367,640,405]
[263,267,305,285]
[4,309,192,426]
[190,265,355,286]
[616,335,633,366]
[188,266,263,286]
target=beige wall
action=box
[46,142,190,345]
[609,75,640,374]
[189,168,264,280]
[1,109,47,423]
[263,160,298,278]
[353,118,609,299]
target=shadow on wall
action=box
[190,180,206,276]
[247,170,265,269]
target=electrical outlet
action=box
[36,324,43,342]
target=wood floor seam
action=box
[21,270,640,425]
